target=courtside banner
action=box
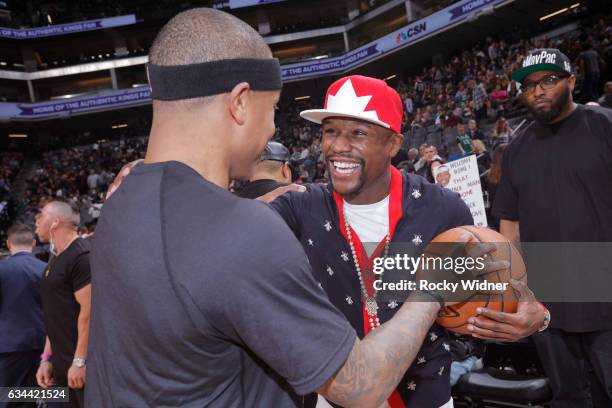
[0,88,151,121]
[282,0,509,81]
[0,14,137,39]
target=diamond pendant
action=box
[365,297,378,317]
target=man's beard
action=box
[527,87,570,124]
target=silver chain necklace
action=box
[343,218,391,331]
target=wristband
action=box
[40,353,52,362]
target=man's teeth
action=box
[333,161,360,174]
[333,161,359,169]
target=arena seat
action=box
[454,367,552,406]
[443,127,462,157]
[410,127,427,149]
[426,128,443,150]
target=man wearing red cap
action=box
[267,75,548,407]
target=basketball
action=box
[431,225,527,335]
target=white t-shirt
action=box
[343,195,389,256]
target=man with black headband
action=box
[88,8,503,407]
[494,48,612,407]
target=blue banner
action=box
[448,0,497,20]
[282,44,380,80]
[281,0,508,82]
[0,88,151,120]
[0,14,136,39]
[0,0,512,119]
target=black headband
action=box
[147,58,282,101]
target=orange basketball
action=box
[431,225,527,335]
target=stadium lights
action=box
[0,61,6,66]
[570,3,580,8]
[112,124,128,129]
[539,7,569,21]
[312,55,329,60]
[294,96,311,101]
[385,74,397,81]
[9,134,28,138]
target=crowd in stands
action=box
[18,138,146,235]
[0,12,609,248]
[0,153,23,194]
[271,12,610,184]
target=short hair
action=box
[256,159,285,175]
[149,8,272,109]
[48,199,80,228]
[7,224,35,247]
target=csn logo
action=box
[395,22,427,44]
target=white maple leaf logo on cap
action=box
[326,79,381,123]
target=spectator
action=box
[407,148,419,164]
[598,81,612,109]
[0,224,47,397]
[467,119,485,140]
[483,143,506,230]
[86,170,100,193]
[490,116,513,146]
[472,139,491,172]
[415,144,437,177]
[473,76,489,120]
[456,122,473,155]
[576,42,605,102]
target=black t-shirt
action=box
[86,161,356,407]
[40,238,91,376]
[234,178,287,199]
[493,104,612,331]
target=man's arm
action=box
[319,238,509,407]
[74,284,91,361]
[36,337,54,388]
[469,219,547,341]
[67,284,90,389]
[319,300,440,407]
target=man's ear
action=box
[282,162,292,183]
[568,75,576,93]
[228,82,251,126]
[390,133,404,158]
[6,240,11,252]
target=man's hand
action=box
[417,235,510,307]
[36,361,54,388]
[105,159,143,200]
[256,184,306,203]
[467,279,546,341]
[67,365,86,389]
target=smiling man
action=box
[494,48,612,407]
[268,75,547,407]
